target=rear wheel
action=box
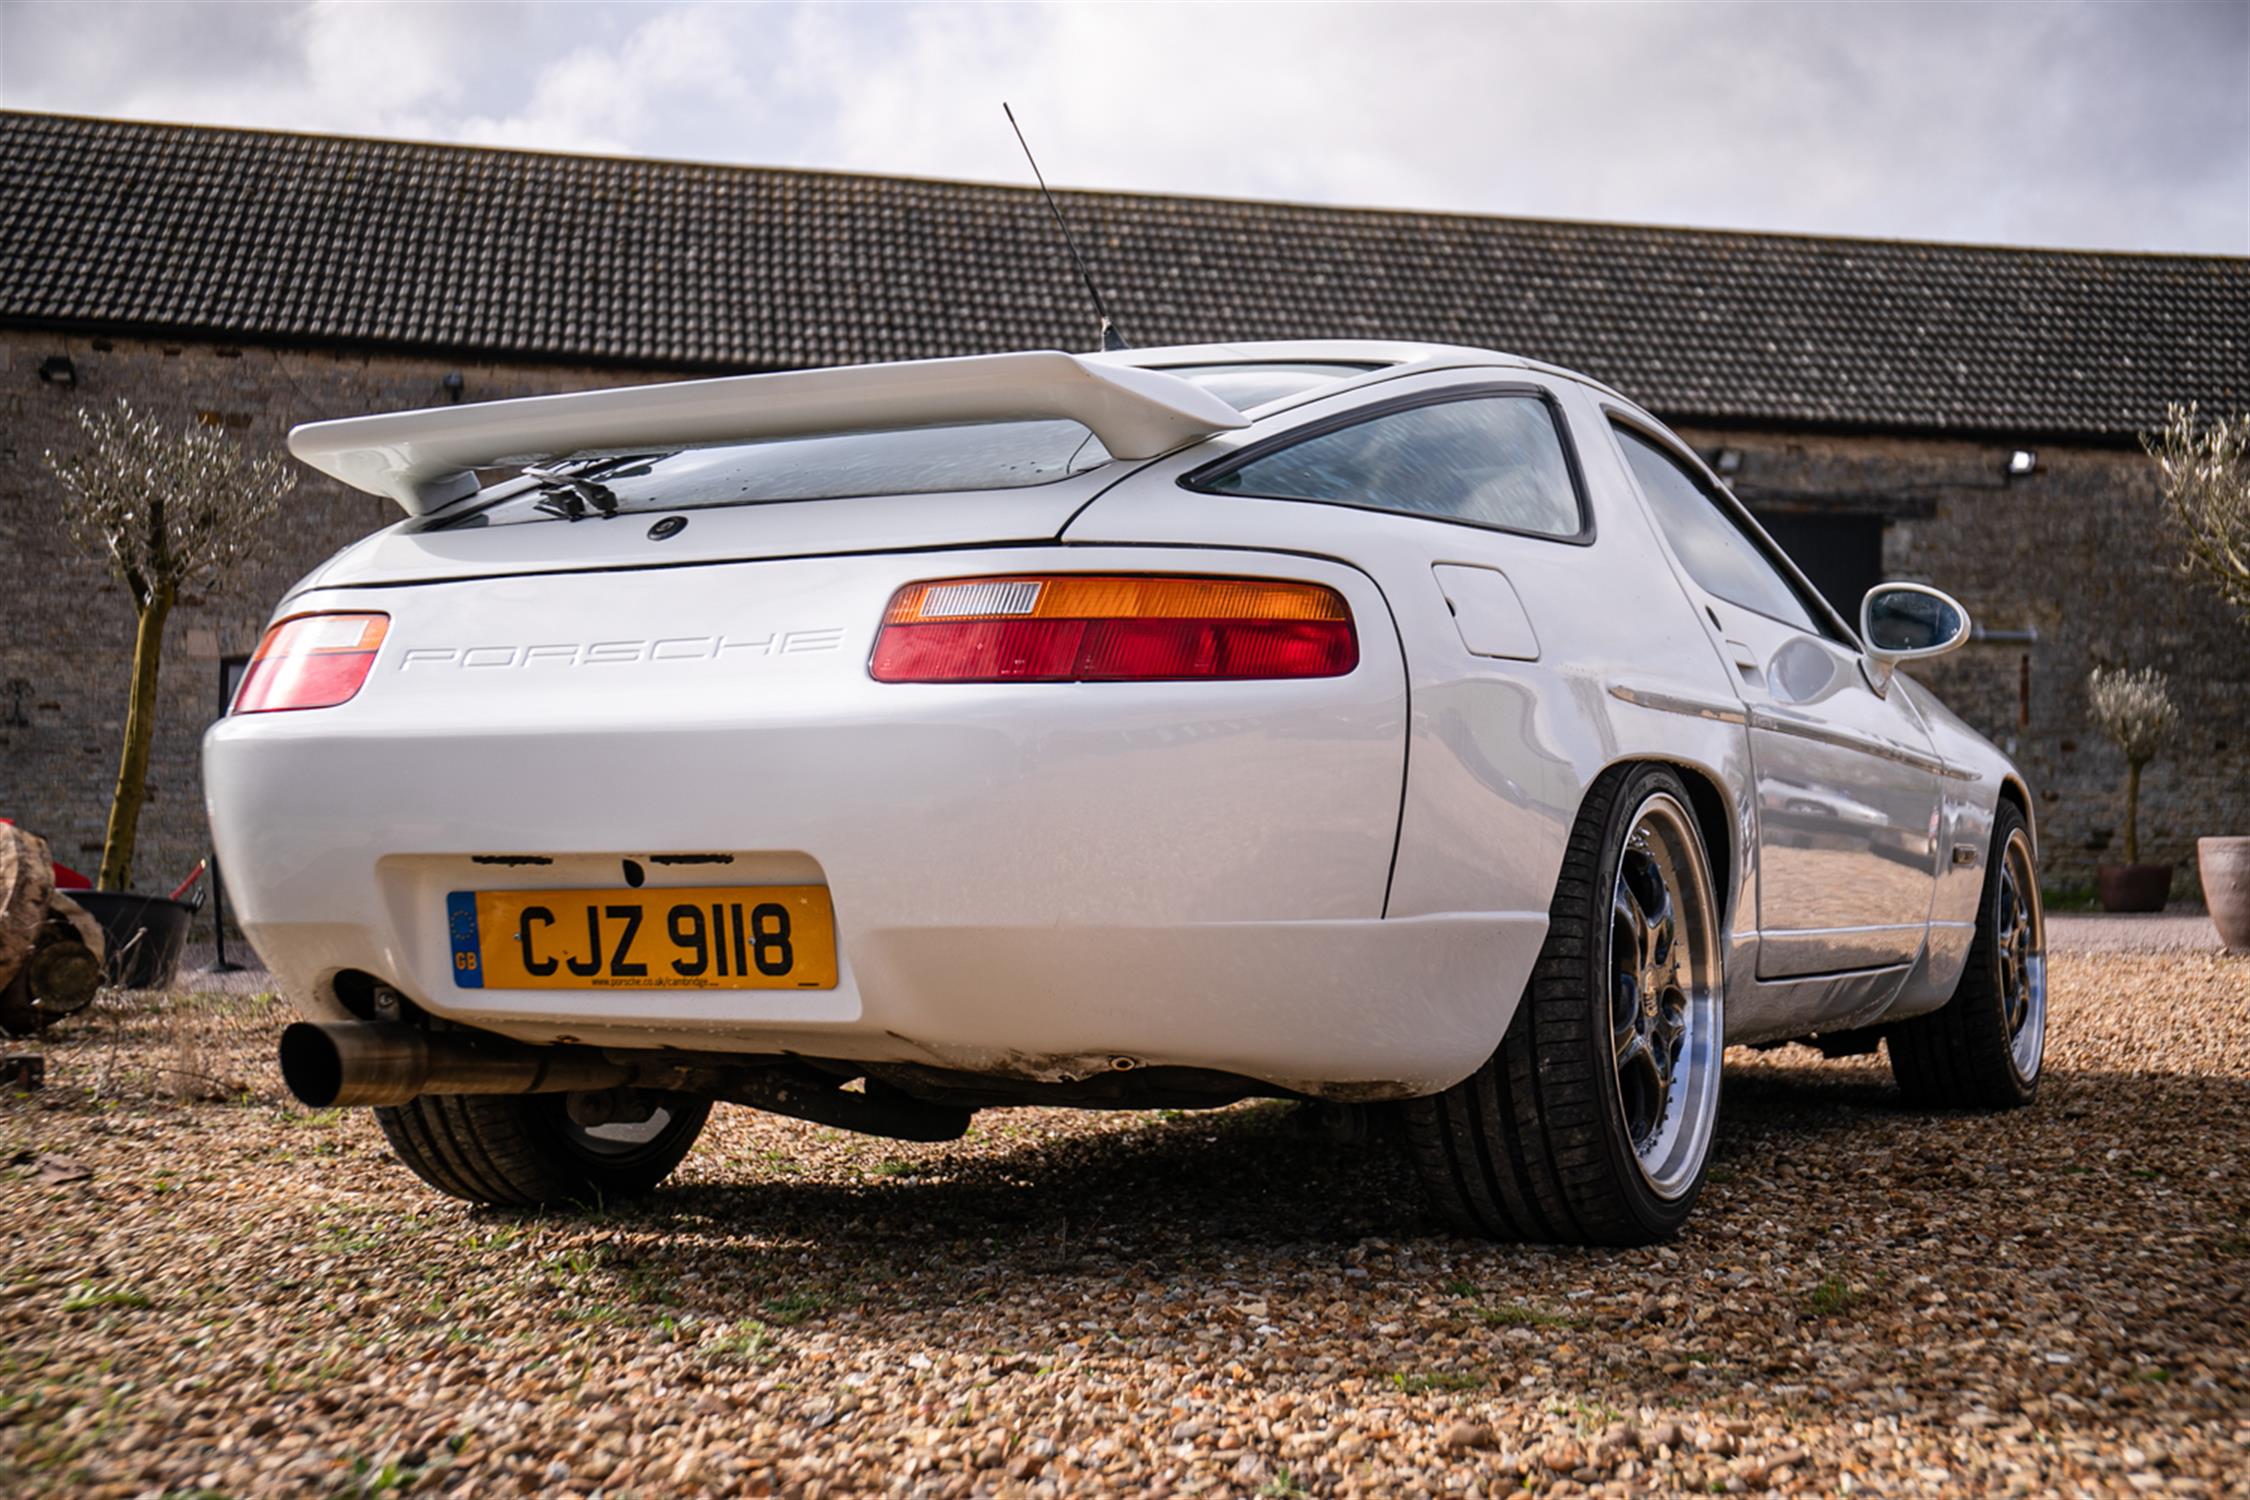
[1887,802,2044,1108]
[374,1091,710,1208]
[1404,763,1726,1244]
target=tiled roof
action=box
[3,109,2244,440]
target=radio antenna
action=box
[1003,102,1128,352]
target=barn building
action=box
[2,110,2246,896]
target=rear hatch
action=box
[216,355,1426,1020]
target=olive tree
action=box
[2086,666,2179,867]
[2145,402,2250,623]
[44,400,294,891]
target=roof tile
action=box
[2,110,2243,438]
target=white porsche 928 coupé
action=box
[206,342,2046,1244]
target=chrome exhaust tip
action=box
[279,1020,635,1108]
[280,1021,432,1108]
[279,1021,975,1142]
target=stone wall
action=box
[0,330,679,890]
[3,329,2239,900]
[1678,424,2250,894]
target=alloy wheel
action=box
[1609,791,1723,1199]
[1996,826,2046,1081]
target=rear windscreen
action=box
[431,362,1383,529]
[436,419,1111,529]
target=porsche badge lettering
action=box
[396,630,846,669]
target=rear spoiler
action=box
[288,351,1252,516]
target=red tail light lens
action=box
[872,576,1357,683]
[233,613,390,712]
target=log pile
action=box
[0,825,105,1035]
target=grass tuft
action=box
[1476,1300,1582,1329]
[761,1288,833,1325]
[1805,1274,1864,1318]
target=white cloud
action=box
[453,6,752,156]
[295,1,469,126]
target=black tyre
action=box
[374,1091,710,1208]
[1887,802,2044,1109]
[1404,763,1726,1245]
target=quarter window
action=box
[1197,393,1585,539]
[1613,425,1825,636]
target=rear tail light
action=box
[232,613,390,712]
[872,575,1357,683]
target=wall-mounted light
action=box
[2006,449,2038,478]
[442,371,464,404]
[1713,448,1743,476]
[3,679,30,728]
[36,354,76,387]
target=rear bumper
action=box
[206,543,1543,1097]
[217,904,1543,1099]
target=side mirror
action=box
[1860,583,1970,687]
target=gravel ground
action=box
[2044,915,2229,956]
[3,952,2245,1498]
[165,945,279,999]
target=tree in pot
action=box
[43,400,292,980]
[2146,403,2250,949]
[2085,665,2179,913]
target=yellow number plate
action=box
[448,885,837,990]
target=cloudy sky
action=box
[2,1,2244,254]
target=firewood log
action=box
[0,833,108,1033]
[0,825,58,995]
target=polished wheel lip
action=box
[1608,790,1723,1200]
[1997,826,2045,1082]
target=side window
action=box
[1613,424,1824,635]
[1197,393,1585,539]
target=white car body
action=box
[206,341,2031,1104]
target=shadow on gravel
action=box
[592,1104,1426,1259]
[592,1058,2092,1232]
[452,1056,2250,1339]
[1722,1056,2250,1130]
[495,1060,2048,1272]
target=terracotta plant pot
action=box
[2200,837,2250,954]
[2095,862,2173,914]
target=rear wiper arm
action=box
[523,465,619,522]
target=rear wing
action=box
[288,351,1252,515]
